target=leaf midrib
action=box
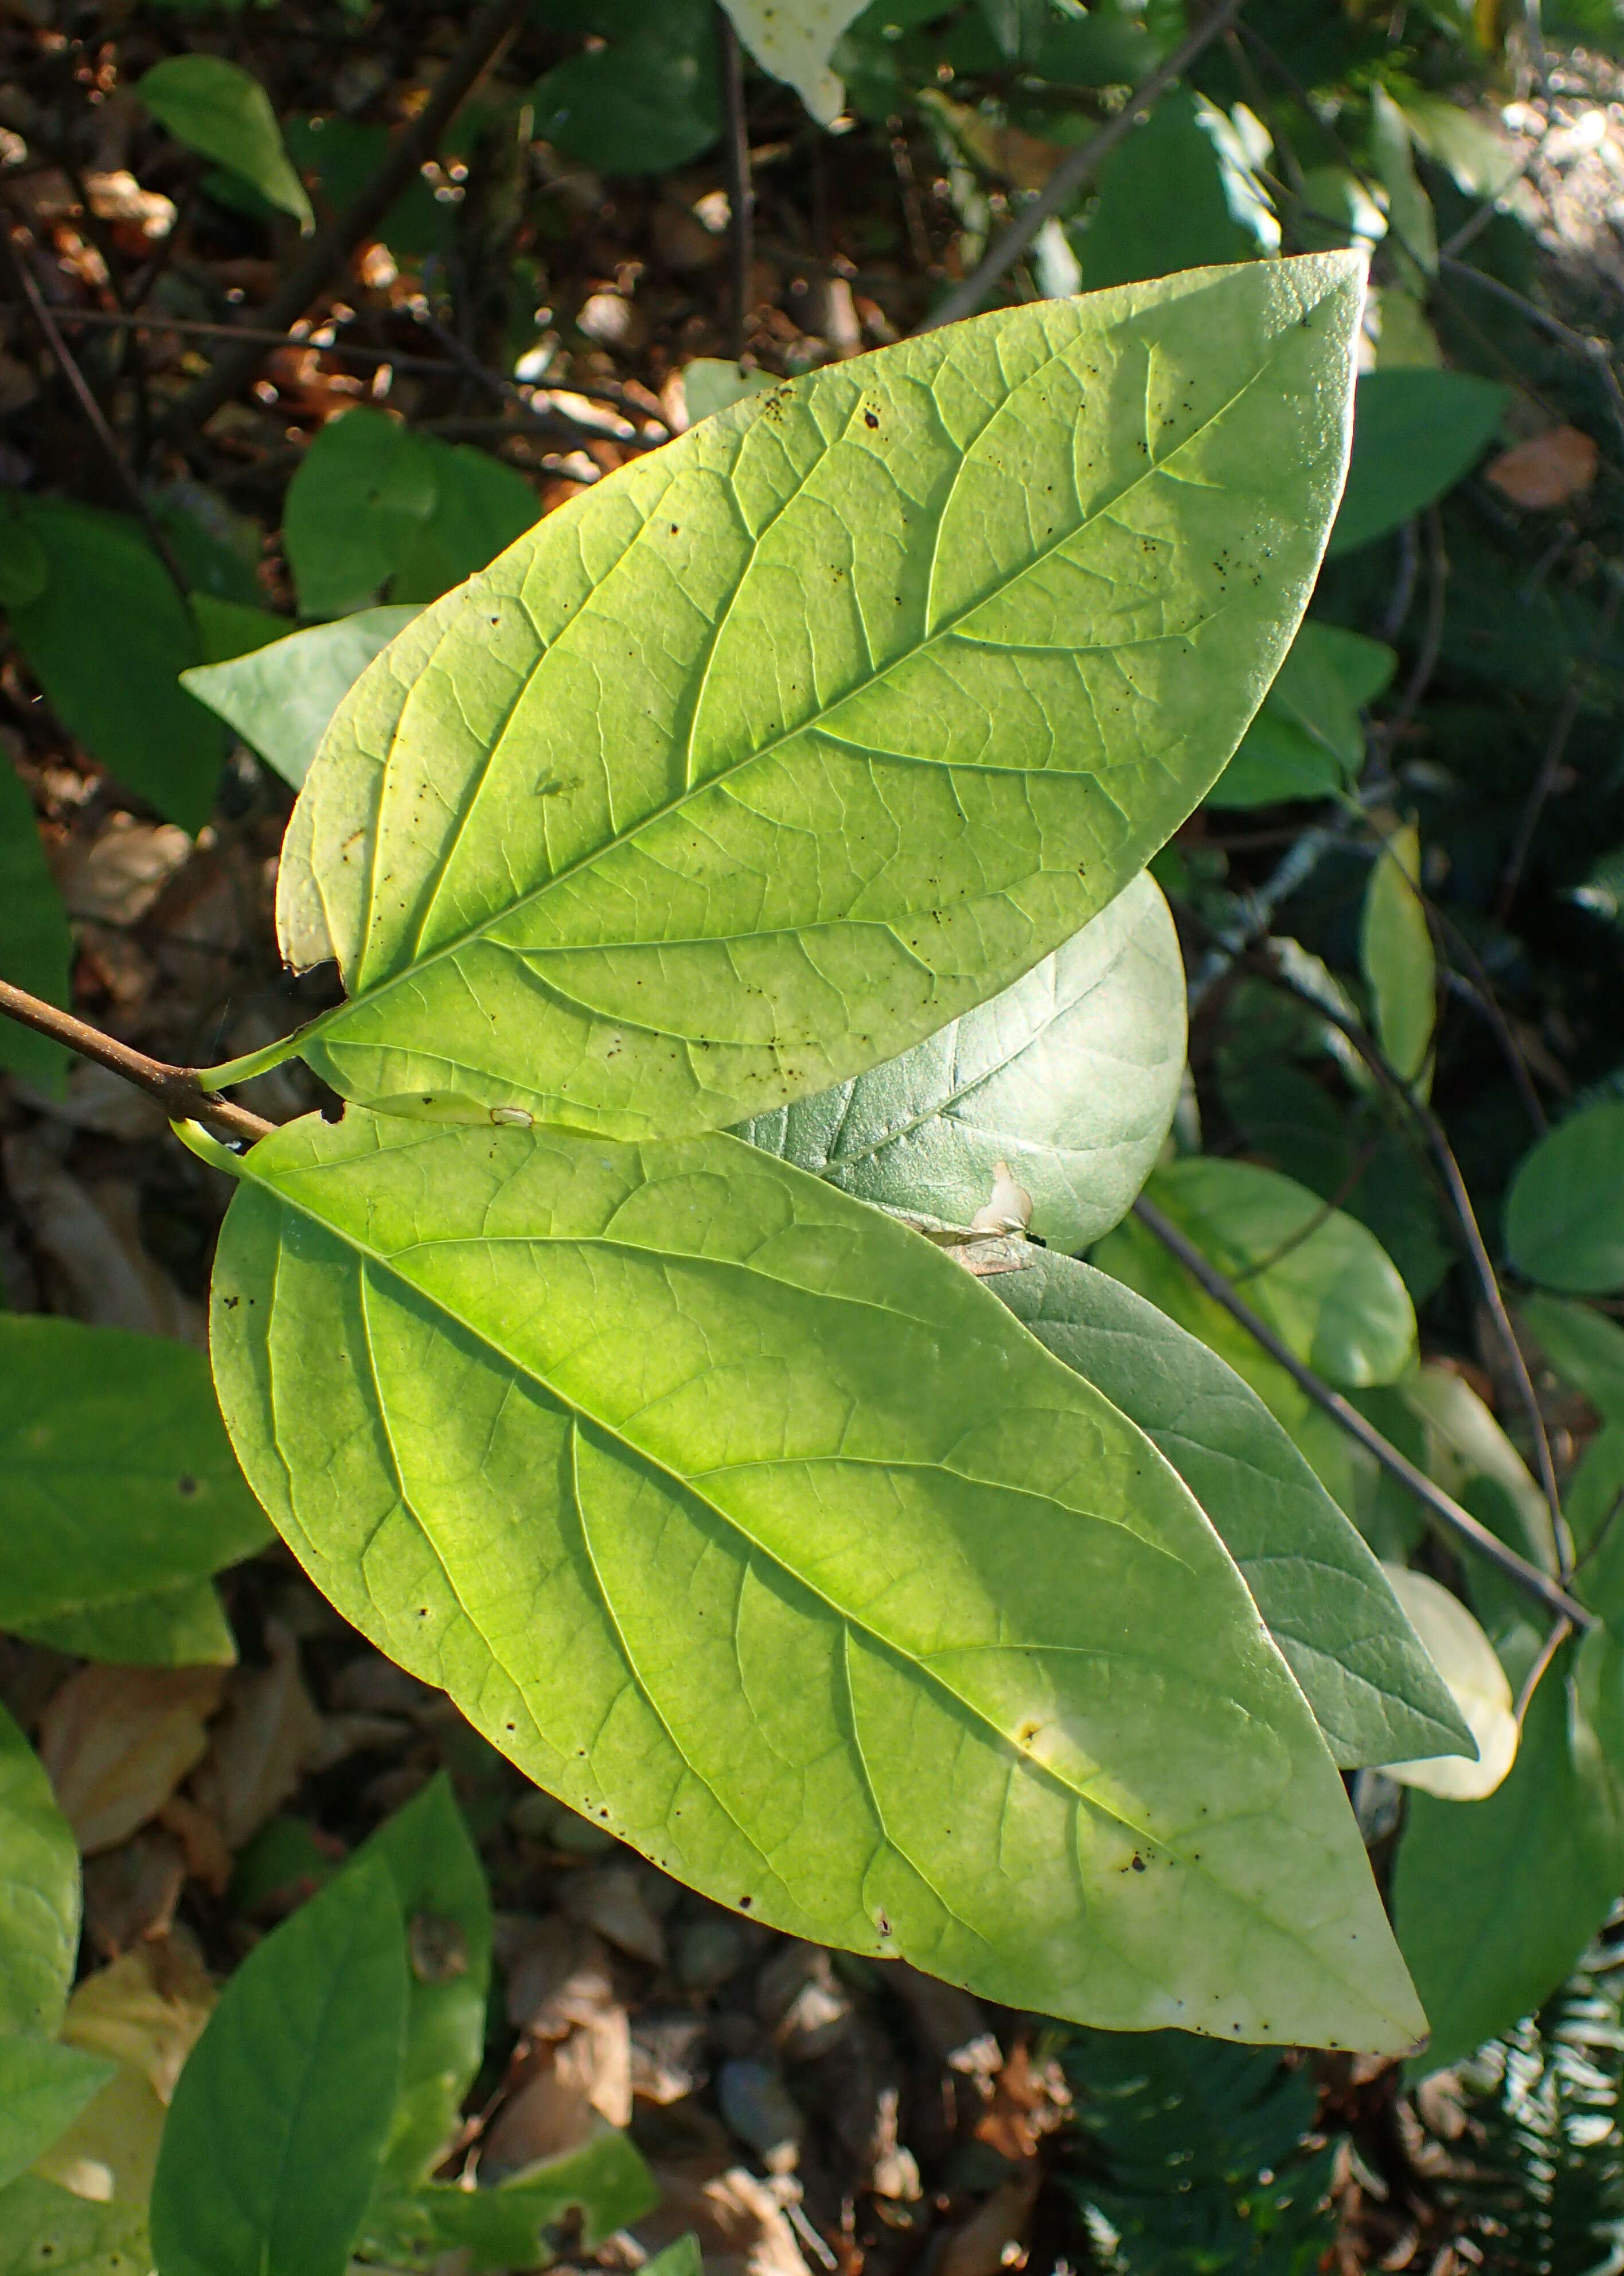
[322,322,1302,1032]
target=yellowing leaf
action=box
[38,1668,223,1857]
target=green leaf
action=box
[189,595,288,665]
[1080,90,1277,290]
[1376,1566,1514,1800]
[1210,619,1394,807]
[1564,1423,1624,1627]
[0,753,72,1092]
[991,1249,1471,1769]
[1506,1102,1624,1293]
[3,500,224,832]
[365,2133,657,2273]
[182,607,422,790]
[0,1317,270,1646]
[1327,369,1508,557]
[737,874,1184,1248]
[645,2236,704,2276]
[1400,1363,1557,1576]
[138,57,313,229]
[1095,1159,1418,1390]
[0,2175,149,2276]
[150,1854,409,2276]
[1369,87,1436,293]
[0,1702,79,2040]
[1396,92,1521,201]
[249,257,1364,1137]
[1395,1632,1624,2072]
[0,2040,115,2191]
[1360,821,1435,1093]
[720,0,870,123]
[11,1577,236,1670]
[351,1775,492,2190]
[385,446,539,608]
[0,499,48,608]
[1521,1292,1624,1423]
[532,0,719,172]
[682,359,776,425]
[193,1105,1424,2052]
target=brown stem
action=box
[160,0,530,443]
[918,0,1246,333]
[0,979,275,1147]
[1130,1194,1594,1631]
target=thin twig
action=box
[0,979,275,1146]
[1130,1194,1594,1629]
[1498,574,1623,918]
[1370,505,1448,766]
[1252,944,1570,1572]
[716,2,754,361]
[162,0,530,442]
[5,231,192,599]
[1438,254,1624,462]
[918,0,1246,332]
[1513,1616,1571,1726]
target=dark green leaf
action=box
[0,1702,79,2039]
[3,500,224,832]
[1520,1292,1624,1423]
[190,596,288,665]
[1506,1102,1624,1293]
[533,0,720,172]
[385,447,539,607]
[1210,621,1393,808]
[191,1106,1425,2051]
[1080,89,1276,289]
[11,1577,236,1670]
[1327,369,1508,557]
[183,607,422,789]
[150,1855,409,2276]
[138,57,313,228]
[0,2040,115,2191]
[1395,1633,1624,2071]
[0,1316,269,1647]
[0,755,71,1092]
[252,258,1363,1139]
[737,875,1185,1249]
[992,1249,1471,1768]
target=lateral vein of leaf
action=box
[313,315,1311,1045]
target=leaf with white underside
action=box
[991,1252,1471,1770]
[189,1105,1423,2053]
[717,0,870,124]
[240,256,1363,1139]
[738,874,1184,1249]
[1377,1567,1515,1801]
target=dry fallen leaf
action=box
[481,2006,633,2174]
[191,1619,325,1849]
[1,1135,203,1339]
[937,2172,1041,2276]
[81,1828,187,1959]
[971,2040,1072,2162]
[557,1864,668,1967]
[52,812,193,925]
[638,2164,812,2276]
[39,1663,224,1853]
[1486,423,1599,508]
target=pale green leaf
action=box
[1369,87,1436,291]
[245,256,1363,1137]
[0,2041,114,2191]
[719,0,869,122]
[737,874,1184,1248]
[1328,370,1508,558]
[1395,1631,1624,2072]
[1396,92,1521,201]
[1360,821,1435,1093]
[192,1106,1424,2053]
[0,2175,149,2276]
[1377,1567,1515,1800]
[0,1318,270,1647]
[364,2132,657,2273]
[1521,1292,1624,1423]
[182,607,422,790]
[681,359,775,425]
[3,501,224,833]
[1400,1363,1557,1575]
[352,1774,491,2191]
[138,57,313,229]
[1211,621,1394,808]
[150,1855,409,2276]
[991,1250,1471,1769]
[1094,1159,1418,1390]
[1506,1101,1624,1293]
[1080,91,1278,290]
[11,1579,236,1671]
[0,1704,79,2041]
[0,755,72,1092]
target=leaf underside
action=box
[200,1108,1423,2054]
[266,255,1363,1139]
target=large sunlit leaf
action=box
[0,1318,270,1655]
[738,874,1184,1249]
[1506,1101,1624,1293]
[243,256,1364,1139]
[1395,1630,1624,2072]
[150,1855,409,2276]
[191,1106,1424,2053]
[991,1250,1471,1769]
[0,1703,79,2041]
